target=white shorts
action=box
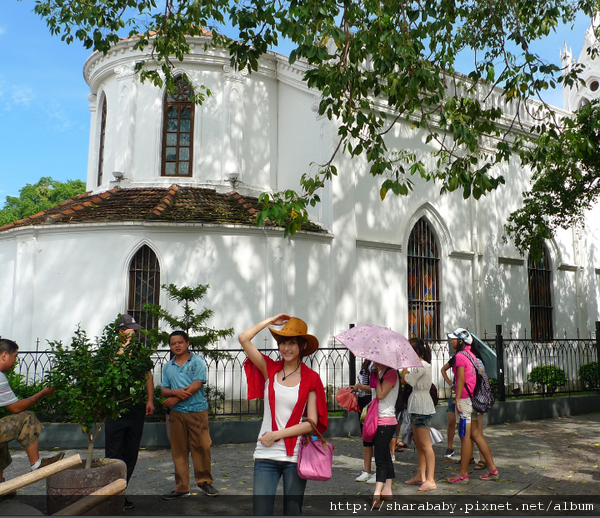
[456,398,477,423]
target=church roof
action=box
[0,185,325,234]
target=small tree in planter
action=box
[47,318,156,469]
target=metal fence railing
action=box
[9,323,600,419]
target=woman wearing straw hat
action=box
[240,314,328,516]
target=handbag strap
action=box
[303,418,327,444]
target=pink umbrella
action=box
[335,324,422,370]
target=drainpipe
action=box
[470,197,481,334]
[573,226,584,333]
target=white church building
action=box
[1,26,599,351]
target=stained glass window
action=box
[528,245,553,341]
[161,77,194,177]
[97,96,107,186]
[128,245,160,341]
[407,218,441,340]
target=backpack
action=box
[459,351,494,413]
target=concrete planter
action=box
[46,458,127,516]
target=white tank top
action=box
[254,377,303,462]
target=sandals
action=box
[405,478,425,486]
[447,474,469,484]
[418,482,437,492]
[473,460,487,470]
[480,468,499,480]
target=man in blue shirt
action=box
[161,331,217,499]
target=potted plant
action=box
[45,317,156,514]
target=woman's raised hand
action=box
[270,313,292,326]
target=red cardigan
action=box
[244,354,328,456]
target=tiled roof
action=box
[0,186,325,234]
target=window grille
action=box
[161,77,194,177]
[97,97,107,186]
[407,218,441,340]
[528,245,554,341]
[128,245,160,341]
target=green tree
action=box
[47,319,156,468]
[145,283,234,361]
[504,98,600,259]
[0,177,86,226]
[29,0,600,243]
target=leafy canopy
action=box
[47,319,156,468]
[30,0,600,250]
[0,176,86,226]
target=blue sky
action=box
[0,1,592,200]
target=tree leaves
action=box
[0,177,86,226]
[46,319,156,468]
[144,283,234,361]
[505,99,600,259]
[30,0,600,240]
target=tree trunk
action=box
[85,436,94,470]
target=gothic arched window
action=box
[407,218,441,340]
[128,245,161,336]
[528,245,553,341]
[161,76,194,177]
[97,96,107,186]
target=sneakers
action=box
[39,452,65,468]
[366,473,377,484]
[198,482,219,497]
[355,471,371,482]
[444,448,454,458]
[123,497,135,510]
[162,490,190,500]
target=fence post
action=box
[596,321,600,393]
[348,324,356,386]
[495,324,506,402]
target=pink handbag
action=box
[362,398,379,442]
[297,418,334,481]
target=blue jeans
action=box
[253,458,307,516]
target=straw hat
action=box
[269,317,319,356]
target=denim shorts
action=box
[410,413,433,429]
[447,396,455,413]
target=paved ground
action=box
[2,412,600,515]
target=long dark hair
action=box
[409,337,431,363]
[454,337,468,354]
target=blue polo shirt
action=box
[162,353,208,413]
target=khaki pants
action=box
[169,410,212,492]
[0,411,43,471]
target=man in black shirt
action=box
[104,315,155,510]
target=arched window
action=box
[407,218,441,340]
[528,245,553,341]
[161,76,194,177]
[128,245,161,337]
[97,96,107,186]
